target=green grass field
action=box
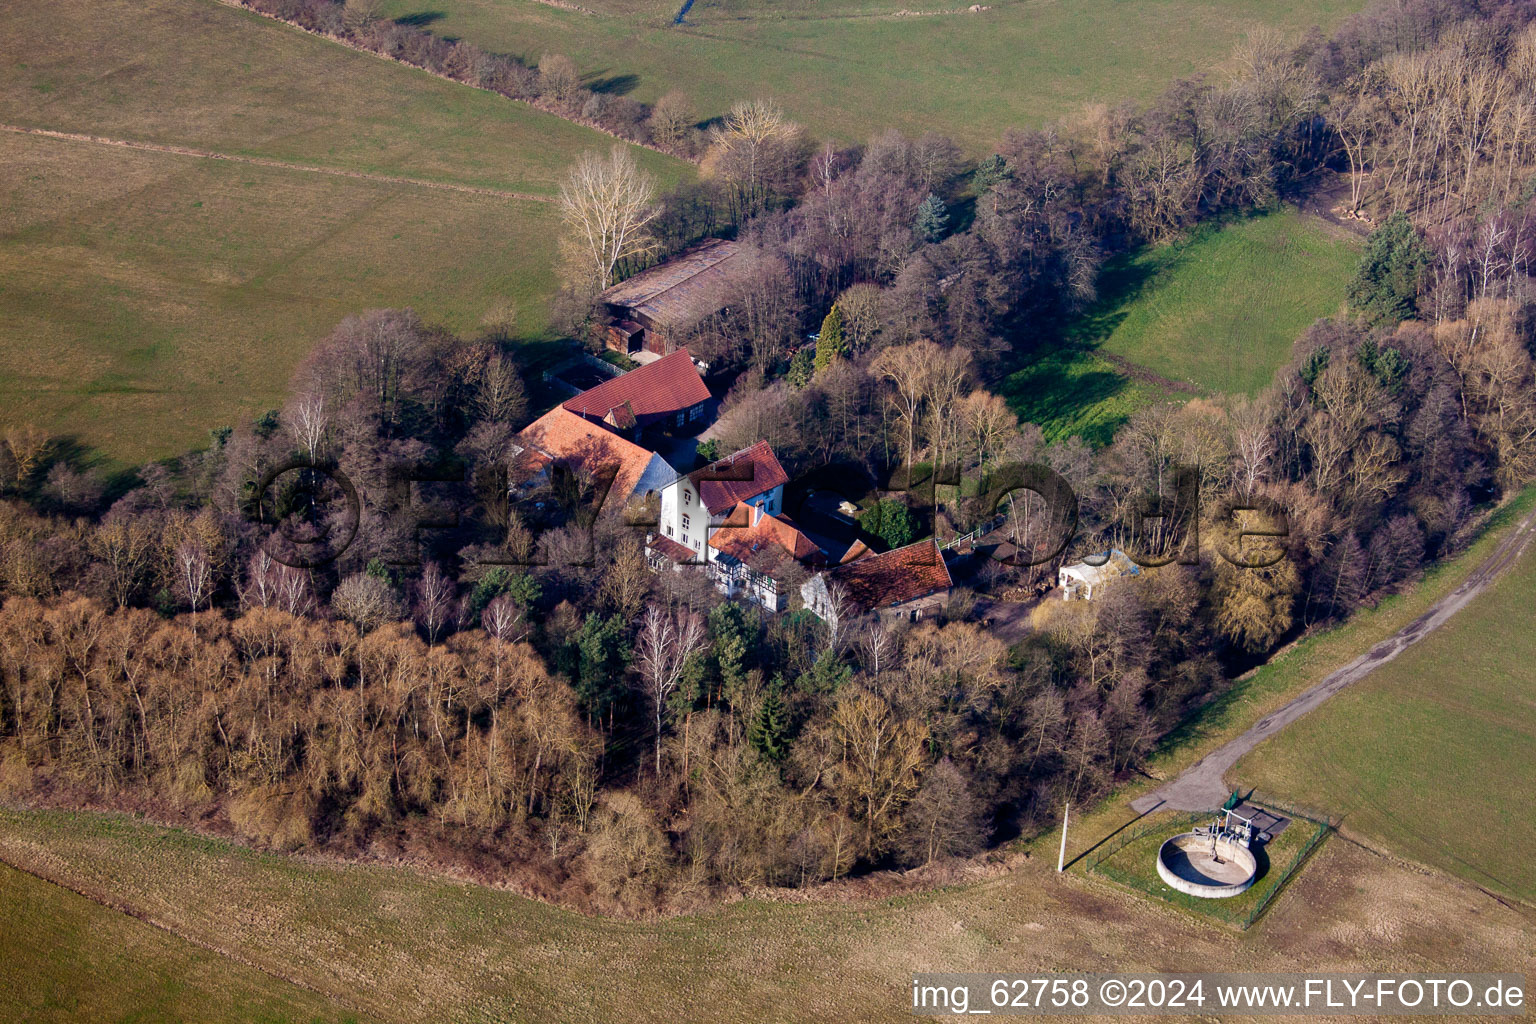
[1075,208,1359,396]
[1234,516,1536,904]
[376,0,1364,152]
[998,207,1358,443]
[0,864,362,1023]
[0,0,690,466]
[997,347,1167,446]
[0,807,1527,1024]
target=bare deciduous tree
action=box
[635,604,707,774]
[557,146,660,293]
[703,98,804,218]
[284,392,329,463]
[482,593,526,644]
[332,573,401,635]
[2,424,49,487]
[537,54,581,105]
[647,90,695,151]
[413,562,457,644]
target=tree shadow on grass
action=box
[392,11,446,27]
[999,359,1132,447]
[988,247,1172,445]
[24,434,145,507]
[586,72,640,96]
[1062,247,1171,350]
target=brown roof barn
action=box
[599,239,739,356]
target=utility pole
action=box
[1057,802,1069,873]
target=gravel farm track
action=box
[0,123,555,203]
[1132,499,1536,814]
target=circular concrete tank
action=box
[1156,832,1257,898]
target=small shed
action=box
[1058,548,1140,601]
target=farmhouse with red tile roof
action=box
[802,539,953,623]
[650,441,834,611]
[560,349,710,435]
[657,441,790,560]
[511,406,675,509]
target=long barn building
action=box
[599,238,740,357]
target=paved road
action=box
[1131,502,1536,814]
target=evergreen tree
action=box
[813,305,846,376]
[858,498,916,549]
[749,678,789,761]
[1347,213,1430,326]
[914,192,950,243]
[1299,346,1330,391]
[971,154,1011,194]
[1358,337,1410,394]
[787,346,815,388]
[467,568,540,620]
[565,613,630,726]
[797,651,852,697]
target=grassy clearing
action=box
[1234,511,1536,904]
[376,0,1364,152]
[1075,208,1359,396]
[0,0,690,466]
[997,347,1169,446]
[998,208,1357,443]
[0,807,1527,1024]
[0,864,362,1024]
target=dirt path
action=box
[1131,501,1536,814]
[0,123,553,203]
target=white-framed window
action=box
[682,533,689,545]
[666,525,674,537]
[683,489,692,505]
[682,513,690,529]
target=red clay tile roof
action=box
[823,539,952,613]
[838,539,872,564]
[562,349,710,428]
[689,440,790,515]
[517,406,659,503]
[603,401,638,432]
[647,535,697,563]
[708,503,822,565]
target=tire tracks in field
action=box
[0,846,383,1023]
[0,123,554,203]
[1131,499,1536,814]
